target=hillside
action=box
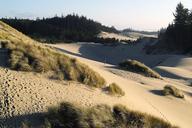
[0,21,109,127]
[0,21,105,88]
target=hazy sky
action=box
[1,0,192,31]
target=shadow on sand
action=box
[154,67,192,80]
[0,113,45,127]
[0,48,8,68]
[54,43,192,81]
[149,90,164,96]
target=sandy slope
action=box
[50,42,192,128]
[0,68,122,127]
[1,40,192,127]
[155,56,192,79]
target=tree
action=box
[1,14,119,43]
[148,3,192,53]
[187,10,192,24]
[174,2,189,25]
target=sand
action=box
[98,31,137,41]
[121,31,158,39]
[0,68,122,127]
[0,40,192,127]
[50,42,192,128]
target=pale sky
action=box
[0,0,192,31]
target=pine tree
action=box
[174,2,189,25]
[187,10,192,25]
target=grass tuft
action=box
[119,59,161,79]
[163,85,184,98]
[106,83,125,96]
[45,102,178,128]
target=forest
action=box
[154,3,192,53]
[1,14,119,43]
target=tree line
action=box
[157,3,192,53]
[1,14,119,43]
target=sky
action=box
[0,0,192,31]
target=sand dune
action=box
[50,42,192,128]
[0,68,122,127]
[1,39,192,127]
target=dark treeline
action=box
[1,14,119,43]
[153,3,192,54]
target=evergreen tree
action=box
[174,2,189,25]
[149,3,192,54]
[187,10,192,25]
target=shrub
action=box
[46,102,177,128]
[119,59,161,79]
[113,105,145,128]
[85,105,114,128]
[113,105,178,128]
[106,83,125,96]
[57,102,84,128]
[144,115,176,128]
[163,85,184,98]
[0,21,106,88]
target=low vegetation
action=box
[119,59,161,79]
[163,85,184,99]
[0,21,106,88]
[43,102,178,128]
[106,83,125,96]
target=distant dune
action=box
[121,30,158,39]
[98,31,157,43]
[98,31,137,41]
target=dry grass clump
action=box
[106,83,125,96]
[119,59,161,79]
[163,85,184,99]
[0,21,105,88]
[45,102,178,128]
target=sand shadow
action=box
[184,91,192,97]
[54,47,83,58]
[54,43,124,65]
[149,90,164,96]
[0,113,45,127]
[0,48,9,68]
[78,43,171,67]
[154,67,192,80]
[54,43,171,67]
